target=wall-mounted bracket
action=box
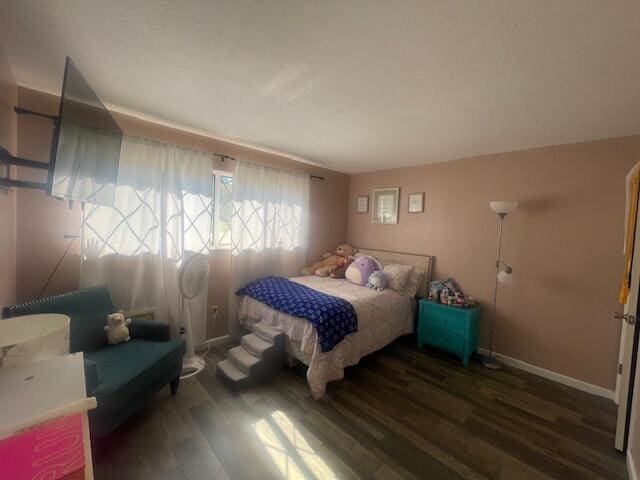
[0,107,58,192]
[14,106,59,123]
[0,147,49,191]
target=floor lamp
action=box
[482,200,518,370]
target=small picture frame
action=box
[356,195,369,213]
[408,192,424,213]
[372,187,400,224]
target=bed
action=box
[237,248,432,399]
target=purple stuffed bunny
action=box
[345,255,382,286]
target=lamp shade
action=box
[490,201,518,214]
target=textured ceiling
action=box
[1,1,639,173]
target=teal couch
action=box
[2,285,186,438]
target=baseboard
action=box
[477,347,615,400]
[629,449,638,480]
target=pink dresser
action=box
[0,353,97,480]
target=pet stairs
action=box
[216,322,286,389]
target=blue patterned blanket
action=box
[237,276,358,352]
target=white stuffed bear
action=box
[105,310,132,345]
[366,270,387,291]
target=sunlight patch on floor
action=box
[254,410,337,480]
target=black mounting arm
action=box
[0,147,49,190]
[14,106,59,123]
[0,108,59,192]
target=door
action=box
[615,176,640,451]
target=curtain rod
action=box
[125,134,324,181]
[223,157,325,181]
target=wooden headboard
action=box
[356,248,433,297]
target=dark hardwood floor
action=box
[94,338,627,480]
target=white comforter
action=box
[238,276,414,399]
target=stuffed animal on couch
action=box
[301,244,355,277]
[105,310,132,345]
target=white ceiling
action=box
[1,1,639,173]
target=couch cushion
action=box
[71,312,111,353]
[87,338,185,415]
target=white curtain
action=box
[80,136,213,352]
[229,161,310,336]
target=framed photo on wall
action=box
[356,195,369,213]
[372,187,400,224]
[408,192,424,213]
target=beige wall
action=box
[348,135,640,390]
[14,87,349,338]
[0,42,17,310]
[15,89,82,304]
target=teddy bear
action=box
[105,310,132,345]
[301,244,356,277]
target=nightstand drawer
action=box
[422,307,467,335]
[426,328,465,353]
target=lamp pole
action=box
[483,212,506,370]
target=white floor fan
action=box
[178,253,210,379]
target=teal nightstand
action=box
[417,299,480,366]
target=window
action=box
[211,171,234,250]
[229,162,309,255]
[83,182,215,259]
[181,188,213,256]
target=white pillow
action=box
[382,263,415,295]
[405,267,426,297]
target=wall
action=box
[16,81,636,390]
[348,135,640,391]
[14,87,349,340]
[0,42,17,309]
[15,90,82,305]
